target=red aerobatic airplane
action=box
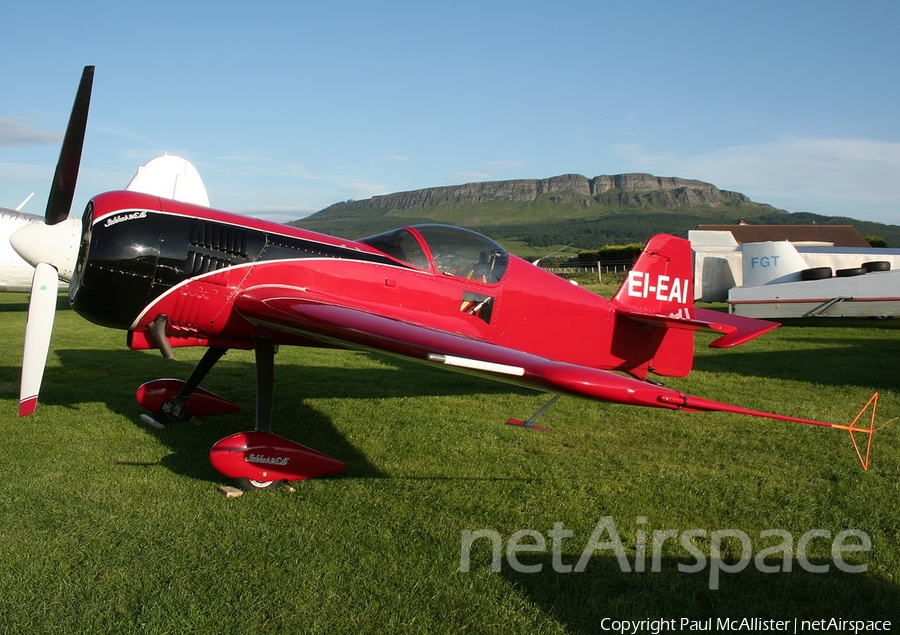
[11,68,877,489]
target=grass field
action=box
[0,290,898,633]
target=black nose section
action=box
[69,209,161,329]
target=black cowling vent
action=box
[185,251,232,275]
[190,221,248,257]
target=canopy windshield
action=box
[357,227,429,270]
[360,224,508,284]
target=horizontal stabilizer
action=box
[614,304,779,348]
[675,307,779,348]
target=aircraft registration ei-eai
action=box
[9,67,879,489]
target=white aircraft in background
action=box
[728,240,900,319]
[3,153,209,292]
[0,194,60,292]
[123,153,209,207]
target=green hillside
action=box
[289,174,900,252]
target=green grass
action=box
[0,293,898,633]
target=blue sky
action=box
[2,1,899,225]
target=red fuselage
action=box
[71,191,663,377]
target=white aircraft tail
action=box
[741,241,809,286]
[126,153,210,207]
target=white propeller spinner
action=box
[10,218,82,282]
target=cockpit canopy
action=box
[360,224,508,284]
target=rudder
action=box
[612,234,694,318]
[609,234,780,377]
[610,234,696,378]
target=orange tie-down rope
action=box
[830,392,878,471]
[665,392,882,470]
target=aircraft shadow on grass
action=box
[691,335,900,393]
[494,553,899,630]
[0,294,71,314]
[1,348,538,484]
[0,302,30,314]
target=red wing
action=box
[234,286,694,409]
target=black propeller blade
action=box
[45,65,94,226]
[14,66,94,416]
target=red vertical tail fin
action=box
[607,235,696,378]
[612,234,780,348]
[612,234,694,318]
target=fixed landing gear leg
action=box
[183,347,229,397]
[233,336,278,490]
[209,335,345,490]
[138,347,230,428]
[506,394,560,431]
[163,346,228,423]
[254,336,276,434]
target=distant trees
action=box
[577,243,645,264]
[472,213,704,250]
[866,235,888,248]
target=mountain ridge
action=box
[290,173,899,251]
[313,172,784,219]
